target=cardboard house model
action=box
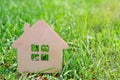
[12,20,68,73]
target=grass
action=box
[0,0,120,79]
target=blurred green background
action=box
[0,0,120,79]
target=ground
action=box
[0,0,120,79]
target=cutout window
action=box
[31,44,49,61]
[41,45,49,52]
[31,54,39,61]
[41,54,49,61]
[31,44,39,52]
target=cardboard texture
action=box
[12,20,69,73]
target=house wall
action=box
[18,44,63,73]
[17,48,31,72]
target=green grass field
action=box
[0,0,120,79]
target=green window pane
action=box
[41,54,49,61]
[41,45,49,52]
[31,44,39,52]
[31,54,39,61]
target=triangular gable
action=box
[12,20,68,49]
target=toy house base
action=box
[17,48,63,73]
[12,20,68,73]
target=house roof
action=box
[12,20,68,49]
